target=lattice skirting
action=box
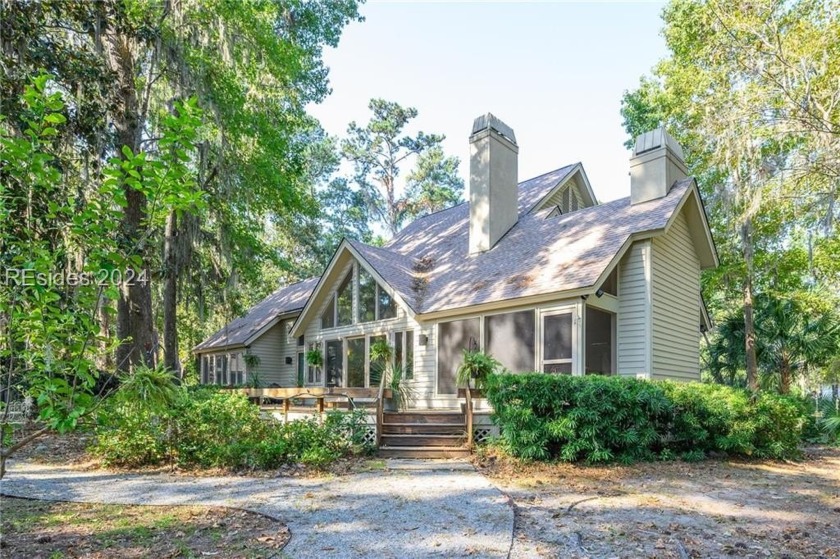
[473,425,499,444]
[359,425,377,447]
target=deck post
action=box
[465,386,474,448]
[283,397,290,423]
[375,372,386,448]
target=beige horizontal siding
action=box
[248,319,296,387]
[617,240,651,376]
[651,209,701,381]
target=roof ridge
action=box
[517,162,579,186]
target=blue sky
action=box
[309,1,669,203]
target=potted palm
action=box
[370,339,413,410]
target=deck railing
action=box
[235,386,391,442]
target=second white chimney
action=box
[469,113,518,255]
[630,127,688,205]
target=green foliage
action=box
[341,98,463,236]
[486,374,810,463]
[621,0,840,388]
[456,350,501,391]
[1,76,120,439]
[93,387,371,470]
[813,398,840,444]
[707,292,840,391]
[305,349,324,368]
[367,339,413,409]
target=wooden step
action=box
[383,412,464,425]
[381,423,465,435]
[377,446,471,459]
[380,434,466,447]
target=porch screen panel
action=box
[437,318,479,395]
[346,337,366,387]
[485,310,535,372]
[543,313,573,374]
[585,307,614,375]
[325,340,343,386]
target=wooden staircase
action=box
[377,411,471,458]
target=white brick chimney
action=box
[469,113,519,255]
[630,127,688,205]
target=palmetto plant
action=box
[369,339,413,410]
[708,292,840,393]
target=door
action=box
[325,340,343,387]
[541,309,575,374]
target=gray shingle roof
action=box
[194,277,318,352]
[197,164,696,352]
[369,172,693,314]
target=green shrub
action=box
[485,374,809,463]
[93,385,373,470]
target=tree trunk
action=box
[779,357,791,395]
[163,210,179,375]
[741,219,759,393]
[108,32,155,372]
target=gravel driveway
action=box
[1,459,513,558]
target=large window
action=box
[542,312,573,374]
[369,334,387,387]
[321,297,335,328]
[485,310,535,373]
[378,287,397,319]
[585,307,615,375]
[395,330,414,380]
[336,272,353,326]
[323,265,397,329]
[306,349,323,385]
[229,353,245,385]
[216,355,226,385]
[325,340,343,386]
[346,337,366,387]
[437,319,479,394]
[358,268,377,323]
[201,353,245,385]
[359,267,396,323]
[297,351,305,386]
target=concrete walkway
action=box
[1,459,513,559]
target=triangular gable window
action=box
[358,266,396,323]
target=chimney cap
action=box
[471,113,517,144]
[633,127,684,160]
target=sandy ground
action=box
[475,447,840,559]
[0,458,513,559]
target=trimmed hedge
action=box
[93,387,372,469]
[485,374,809,463]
